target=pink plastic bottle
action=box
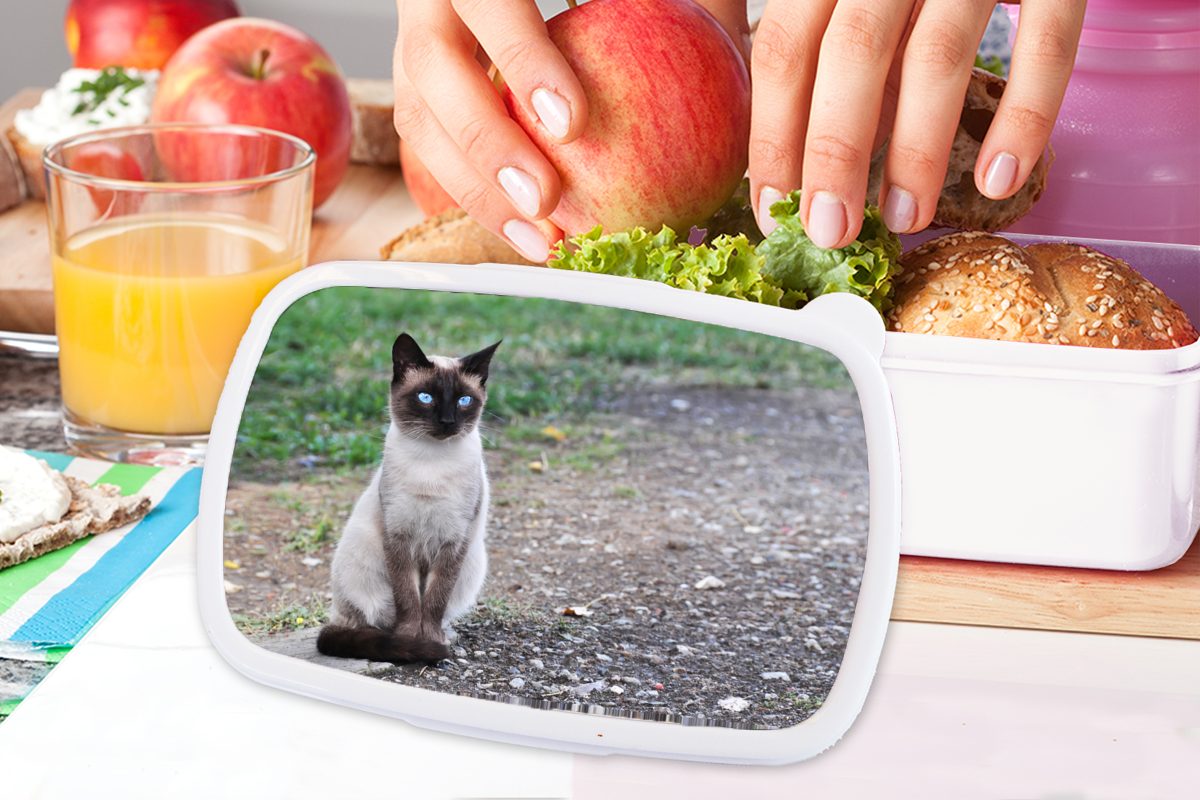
[1006,1,1200,245]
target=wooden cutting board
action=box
[893,535,1200,640]
[0,88,420,335]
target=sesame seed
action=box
[1088,329,1098,337]
[1152,317,1165,330]
[1112,335,1120,347]
[1091,320,1103,329]
[1000,299,1011,311]
[920,322,934,333]
[1059,335,1070,344]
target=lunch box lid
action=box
[195,260,905,766]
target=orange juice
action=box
[53,214,303,435]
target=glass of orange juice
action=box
[44,123,314,465]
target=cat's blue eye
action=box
[417,392,433,405]
[457,395,473,408]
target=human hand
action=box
[393,0,749,262]
[748,1,1085,247]
[393,0,592,262]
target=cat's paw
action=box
[394,620,424,641]
[421,624,450,645]
[442,625,458,643]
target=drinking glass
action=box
[44,123,314,465]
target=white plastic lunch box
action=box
[884,233,1200,570]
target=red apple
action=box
[502,0,749,235]
[399,139,458,218]
[70,140,146,214]
[66,0,240,70]
[151,18,351,207]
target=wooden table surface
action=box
[2,91,1196,642]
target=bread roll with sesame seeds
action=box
[888,232,1199,349]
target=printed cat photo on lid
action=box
[317,334,500,664]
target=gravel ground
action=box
[225,383,869,730]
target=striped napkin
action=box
[0,451,201,715]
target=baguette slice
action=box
[0,128,26,211]
[0,477,152,570]
[347,78,400,167]
[6,126,44,200]
[381,209,538,266]
[867,68,1051,232]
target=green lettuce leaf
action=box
[974,54,1006,78]
[548,189,901,313]
[757,191,902,313]
[549,227,798,307]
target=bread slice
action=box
[0,128,26,212]
[867,68,1051,232]
[888,231,1199,349]
[0,477,151,570]
[347,78,400,167]
[5,126,44,200]
[381,208,538,266]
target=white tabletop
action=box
[1,523,1197,799]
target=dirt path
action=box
[224,383,869,730]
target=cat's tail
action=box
[316,624,451,664]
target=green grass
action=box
[233,596,329,635]
[473,597,546,626]
[233,288,851,478]
[284,513,337,553]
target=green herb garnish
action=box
[71,67,145,116]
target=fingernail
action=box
[983,151,1019,199]
[882,185,917,232]
[807,191,847,249]
[531,88,571,139]
[498,166,541,218]
[503,218,550,262]
[757,186,783,236]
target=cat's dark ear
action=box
[392,333,431,383]
[460,340,501,385]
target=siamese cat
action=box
[317,333,500,664]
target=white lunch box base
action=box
[884,233,1200,570]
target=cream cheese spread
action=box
[14,67,158,147]
[0,446,72,543]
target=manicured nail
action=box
[531,88,571,139]
[498,166,541,218]
[502,218,550,262]
[757,186,783,236]
[882,185,917,232]
[807,191,847,249]
[983,151,1019,199]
